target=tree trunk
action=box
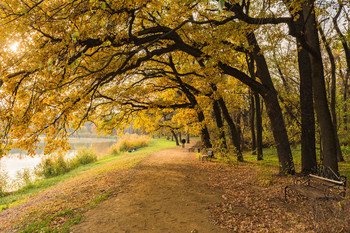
[344,73,349,131]
[255,93,263,160]
[247,55,263,159]
[216,96,243,161]
[249,92,257,154]
[186,131,190,144]
[333,4,350,132]
[304,1,338,174]
[171,130,179,146]
[298,46,317,172]
[236,110,243,151]
[263,93,295,173]
[213,100,228,149]
[292,12,317,173]
[170,66,212,149]
[319,26,344,162]
[197,111,212,148]
[175,30,291,171]
[247,32,294,174]
[210,83,242,159]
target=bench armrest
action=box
[293,176,309,186]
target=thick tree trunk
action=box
[298,45,317,172]
[262,93,294,173]
[333,4,350,132]
[304,1,338,174]
[319,26,344,162]
[291,12,317,172]
[197,111,212,148]
[247,32,294,174]
[213,100,228,149]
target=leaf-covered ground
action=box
[199,162,350,232]
[1,142,350,232]
[0,154,146,232]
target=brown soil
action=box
[71,144,228,233]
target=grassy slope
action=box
[242,146,350,178]
[0,138,177,232]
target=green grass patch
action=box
[0,138,176,232]
[36,148,98,179]
[109,134,150,155]
[0,138,176,212]
[242,145,350,179]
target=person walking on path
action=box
[181,138,186,148]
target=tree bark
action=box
[171,130,179,146]
[247,55,263,160]
[249,92,257,154]
[217,97,243,161]
[236,110,243,150]
[172,29,292,172]
[333,3,350,131]
[168,58,212,149]
[303,1,338,174]
[292,11,317,173]
[210,83,242,159]
[255,93,263,160]
[344,73,349,131]
[298,46,317,172]
[213,100,228,149]
[246,32,294,173]
[319,26,344,162]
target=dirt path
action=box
[71,143,227,233]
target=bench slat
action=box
[309,174,345,185]
[285,173,347,201]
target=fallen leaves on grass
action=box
[0,155,143,232]
[196,162,350,232]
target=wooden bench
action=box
[285,166,347,201]
[201,148,214,162]
[188,141,201,152]
[188,146,199,152]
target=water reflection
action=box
[0,137,116,180]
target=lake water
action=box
[0,137,116,187]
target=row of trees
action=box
[0,0,349,175]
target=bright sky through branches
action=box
[9,41,19,52]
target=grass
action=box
[109,133,150,155]
[0,138,176,212]
[35,148,98,179]
[241,145,350,179]
[0,138,177,232]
